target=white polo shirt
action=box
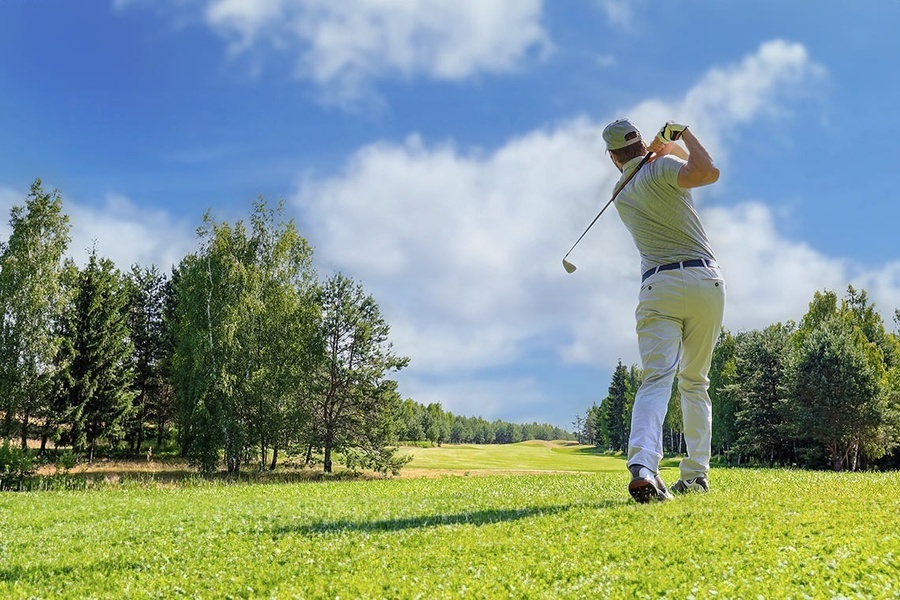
[613,154,716,275]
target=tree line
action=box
[0,180,567,478]
[395,398,572,446]
[576,286,900,471]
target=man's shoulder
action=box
[650,154,686,168]
[647,154,685,184]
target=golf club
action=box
[562,150,654,273]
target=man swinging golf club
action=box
[602,119,725,503]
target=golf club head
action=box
[562,258,576,273]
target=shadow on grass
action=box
[568,446,614,457]
[564,448,682,468]
[277,500,629,536]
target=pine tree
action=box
[59,248,136,462]
[603,360,630,453]
[731,323,795,466]
[124,265,171,456]
[308,273,408,473]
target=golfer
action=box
[602,119,725,503]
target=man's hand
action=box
[657,121,688,144]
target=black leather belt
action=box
[642,258,715,282]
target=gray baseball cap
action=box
[602,119,643,151]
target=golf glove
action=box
[657,121,688,143]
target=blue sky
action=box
[2,1,900,430]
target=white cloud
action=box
[627,40,828,162]
[297,121,615,373]
[67,194,196,271]
[293,40,900,419]
[195,0,551,103]
[401,376,546,423]
[596,0,642,29]
[0,185,196,273]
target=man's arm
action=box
[676,128,719,188]
[647,139,689,160]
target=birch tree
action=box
[0,179,71,448]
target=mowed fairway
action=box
[0,444,898,598]
[398,440,669,474]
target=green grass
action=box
[0,446,898,598]
[399,440,666,473]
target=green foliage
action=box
[0,179,71,446]
[309,273,409,472]
[56,248,136,462]
[730,322,795,465]
[171,200,318,474]
[0,440,35,490]
[601,360,630,452]
[2,470,898,597]
[124,265,173,456]
[343,445,413,477]
[714,287,897,470]
[54,449,77,472]
[709,329,737,458]
[791,318,883,471]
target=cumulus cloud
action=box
[130,0,551,104]
[66,194,197,271]
[294,40,900,418]
[627,40,828,162]
[0,185,196,272]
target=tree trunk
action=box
[135,418,144,458]
[305,443,313,466]
[831,446,843,471]
[2,408,12,441]
[324,431,333,473]
[269,446,278,470]
[156,416,165,447]
[20,410,29,450]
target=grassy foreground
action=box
[1,446,898,598]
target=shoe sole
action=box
[628,479,666,503]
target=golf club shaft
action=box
[563,150,653,262]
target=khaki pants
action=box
[626,266,725,480]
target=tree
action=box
[58,248,136,462]
[791,318,882,471]
[124,265,172,455]
[423,402,450,445]
[788,287,899,469]
[171,201,317,474]
[0,179,71,448]
[398,398,426,441]
[592,401,610,450]
[709,330,738,461]
[308,273,408,473]
[449,414,473,444]
[662,381,683,455]
[731,323,795,466]
[602,360,630,453]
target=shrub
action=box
[0,441,36,491]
